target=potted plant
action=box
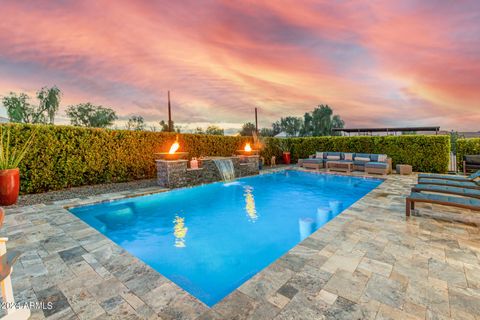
[277,139,292,165]
[0,127,35,206]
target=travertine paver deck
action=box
[2,170,480,319]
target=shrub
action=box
[4,123,251,194]
[456,138,480,172]
[261,135,450,173]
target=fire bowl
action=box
[236,150,260,156]
[155,152,189,160]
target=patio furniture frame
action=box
[326,161,353,173]
[406,192,480,216]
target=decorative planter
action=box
[282,152,291,165]
[0,168,20,206]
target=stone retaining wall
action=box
[156,156,259,188]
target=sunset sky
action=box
[0,0,479,132]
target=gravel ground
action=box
[15,179,158,207]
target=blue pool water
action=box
[70,170,382,306]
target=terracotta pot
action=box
[0,168,20,206]
[282,152,291,165]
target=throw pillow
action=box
[315,152,323,159]
[378,154,387,162]
[355,156,370,162]
[344,153,353,161]
[327,155,340,160]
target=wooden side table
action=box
[326,161,353,173]
[396,164,412,175]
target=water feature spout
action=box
[213,158,236,181]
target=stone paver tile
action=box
[358,257,393,277]
[448,286,480,316]
[362,274,406,309]
[446,247,480,267]
[464,264,480,289]
[65,287,105,320]
[35,285,70,318]
[267,292,291,309]
[197,310,224,320]
[274,293,328,320]
[323,269,369,303]
[214,291,280,320]
[403,301,426,319]
[321,250,364,273]
[281,264,332,297]
[375,303,422,320]
[157,292,208,320]
[239,263,294,300]
[140,282,179,313]
[276,252,306,272]
[428,258,468,288]
[324,296,377,320]
[87,278,129,301]
[316,289,338,305]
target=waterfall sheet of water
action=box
[213,159,236,181]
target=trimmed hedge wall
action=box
[261,135,450,173]
[457,138,480,172]
[5,124,251,194]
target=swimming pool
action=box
[70,170,382,306]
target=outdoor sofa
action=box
[299,151,392,175]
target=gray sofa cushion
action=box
[365,162,388,169]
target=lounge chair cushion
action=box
[409,192,480,207]
[419,178,479,188]
[365,161,388,169]
[414,184,480,198]
[470,170,480,179]
[418,173,469,181]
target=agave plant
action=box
[0,127,36,170]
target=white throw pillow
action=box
[355,156,370,162]
[344,153,353,161]
[327,155,340,160]
[315,152,323,159]
[378,154,387,162]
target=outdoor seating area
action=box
[299,151,392,175]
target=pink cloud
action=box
[0,0,479,130]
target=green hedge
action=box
[457,138,480,172]
[261,135,450,173]
[5,124,251,194]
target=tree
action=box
[259,128,274,137]
[301,105,344,136]
[205,125,224,135]
[279,116,303,137]
[2,92,32,123]
[193,127,205,134]
[2,86,62,124]
[126,115,145,131]
[239,122,256,136]
[37,86,62,124]
[66,103,117,128]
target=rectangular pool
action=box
[70,170,382,306]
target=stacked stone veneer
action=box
[156,155,259,188]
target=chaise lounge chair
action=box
[406,192,480,216]
[417,178,480,190]
[418,170,480,182]
[411,184,480,199]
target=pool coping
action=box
[4,169,480,319]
